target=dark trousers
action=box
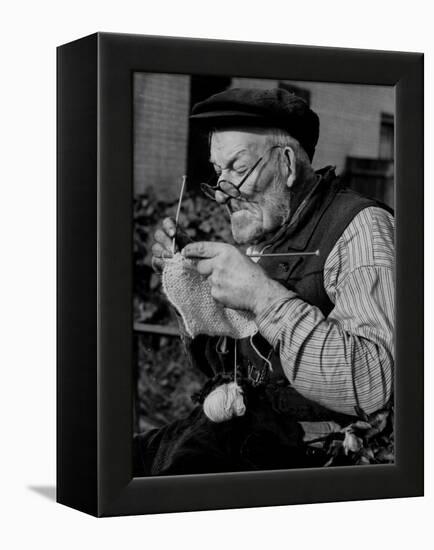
[133,386,325,476]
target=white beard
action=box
[230,209,265,244]
[229,192,290,245]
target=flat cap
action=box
[190,87,320,161]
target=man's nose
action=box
[214,174,230,204]
[215,189,229,204]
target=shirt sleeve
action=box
[255,206,395,416]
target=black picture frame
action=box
[57,32,424,517]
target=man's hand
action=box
[151,217,192,272]
[182,242,289,315]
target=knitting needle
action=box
[182,249,320,260]
[172,175,187,255]
[247,250,320,258]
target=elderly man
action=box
[134,88,394,476]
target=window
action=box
[379,113,394,160]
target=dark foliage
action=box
[135,334,206,431]
[321,409,395,466]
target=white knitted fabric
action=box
[162,253,258,339]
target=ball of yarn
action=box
[203,382,246,423]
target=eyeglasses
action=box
[200,145,282,204]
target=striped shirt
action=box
[255,206,395,417]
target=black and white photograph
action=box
[132,73,395,476]
[2,0,429,541]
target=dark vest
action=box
[257,166,388,312]
[188,167,390,423]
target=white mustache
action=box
[229,199,258,213]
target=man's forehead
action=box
[209,129,267,160]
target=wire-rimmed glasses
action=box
[200,145,282,204]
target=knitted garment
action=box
[162,253,258,339]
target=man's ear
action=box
[282,146,297,189]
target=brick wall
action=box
[134,73,190,199]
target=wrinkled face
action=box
[209,129,291,245]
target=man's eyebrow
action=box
[209,148,248,167]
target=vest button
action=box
[279,262,290,272]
